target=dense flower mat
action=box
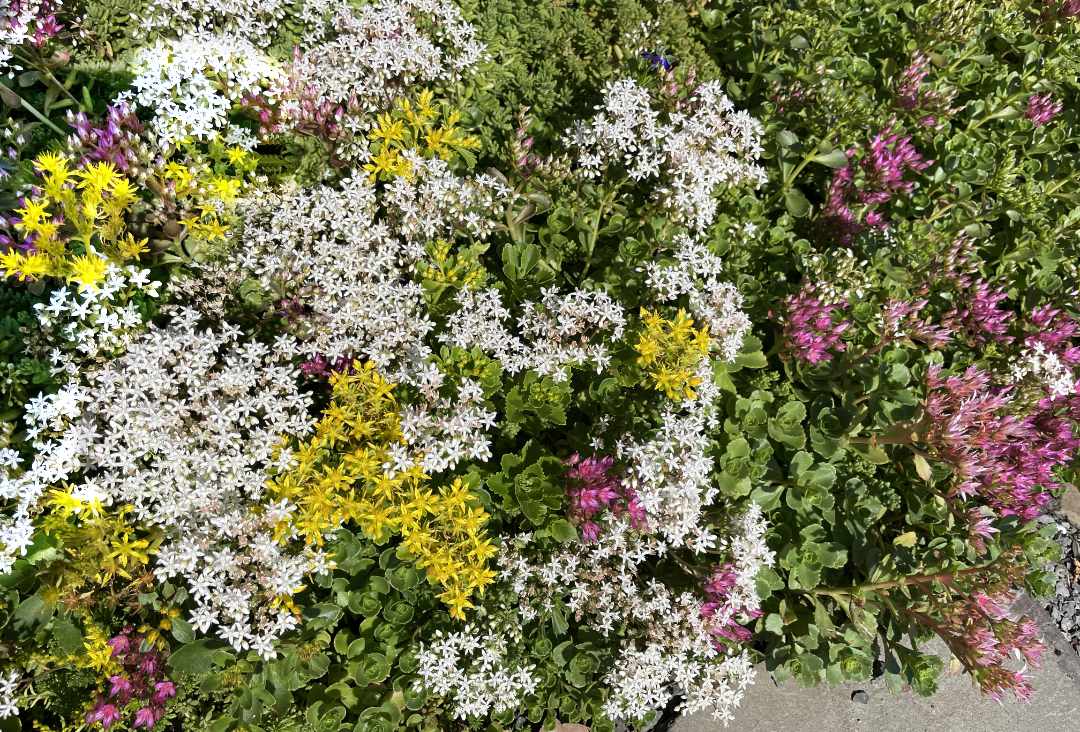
[0,0,1078,730]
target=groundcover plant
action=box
[0,0,1078,730]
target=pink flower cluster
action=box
[243,53,367,164]
[700,563,759,646]
[928,592,1044,702]
[1043,0,1080,20]
[1026,305,1080,367]
[67,102,148,174]
[947,280,1014,346]
[1025,93,1063,127]
[564,453,645,542]
[6,0,62,49]
[778,283,851,365]
[86,629,176,730]
[894,52,954,127]
[299,353,354,378]
[922,365,1078,521]
[820,128,932,244]
[879,298,953,351]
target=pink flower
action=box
[699,563,756,649]
[87,702,122,729]
[563,453,645,540]
[108,674,133,701]
[133,706,164,729]
[966,509,999,554]
[138,652,162,677]
[921,365,1076,521]
[820,128,932,244]
[945,281,1014,345]
[1026,93,1063,126]
[67,102,146,173]
[152,680,177,705]
[1025,306,1080,366]
[924,590,1044,702]
[778,283,851,364]
[106,634,130,656]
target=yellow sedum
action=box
[1,153,148,287]
[162,141,255,245]
[39,487,160,593]
[268,361,496,620]
[363,90,480,182]
[635,308,712,401]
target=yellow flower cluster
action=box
[162,141,256,243]
[82,623,117,673]
[2,152,147,290]
[267,361,497,619]
[364,90,481,181]
[39,487,159,593]
[635,308,712,401]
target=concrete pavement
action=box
[676,599,1080,732]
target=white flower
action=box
[566,78,766,232]
[0,669,19,719]
[1011,342,1077,398]
[415,623,538,719]
[122,32,284,148]
[289,0,483,111]
[645,234,751,363]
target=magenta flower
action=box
[152,681,177,705]
[300,353,353,378]
[86,702,121,729]
[700,563,757,649]
[1048,0,1080,18]
[920,365,1078,521]
[966,509,999,554]
[895,53,931,110]
[778,283,851,364]
[1025,93,1063,126]
[88,630,177,729]
[563,453,645,540]
[922,590,1044,702]
[106,634,131,655]
[946,281,1014,345]
[1025,305,1080,366]
[7,0,62,48]
[820,128,932,243]
[133,705,164,729]
[67,102,147,173]
[108,674,133,701]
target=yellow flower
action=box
[83,626,115,672]
[34,151,69,176]
[77,161,120,192]
[108,176,138,208]
[108,532,151,575]
[438,583,475,620]
[66,254,109,291]
[370,112,406,145]
[117,234,150,260]
[358,502,398,541]
[47,487,104,519]
[635,308,711,401]
[15,197,50,231]
[226,146,249,166]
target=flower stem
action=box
[807,558,1004,599]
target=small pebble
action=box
[851,690,869,704]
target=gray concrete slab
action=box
[677,598,1080,732]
